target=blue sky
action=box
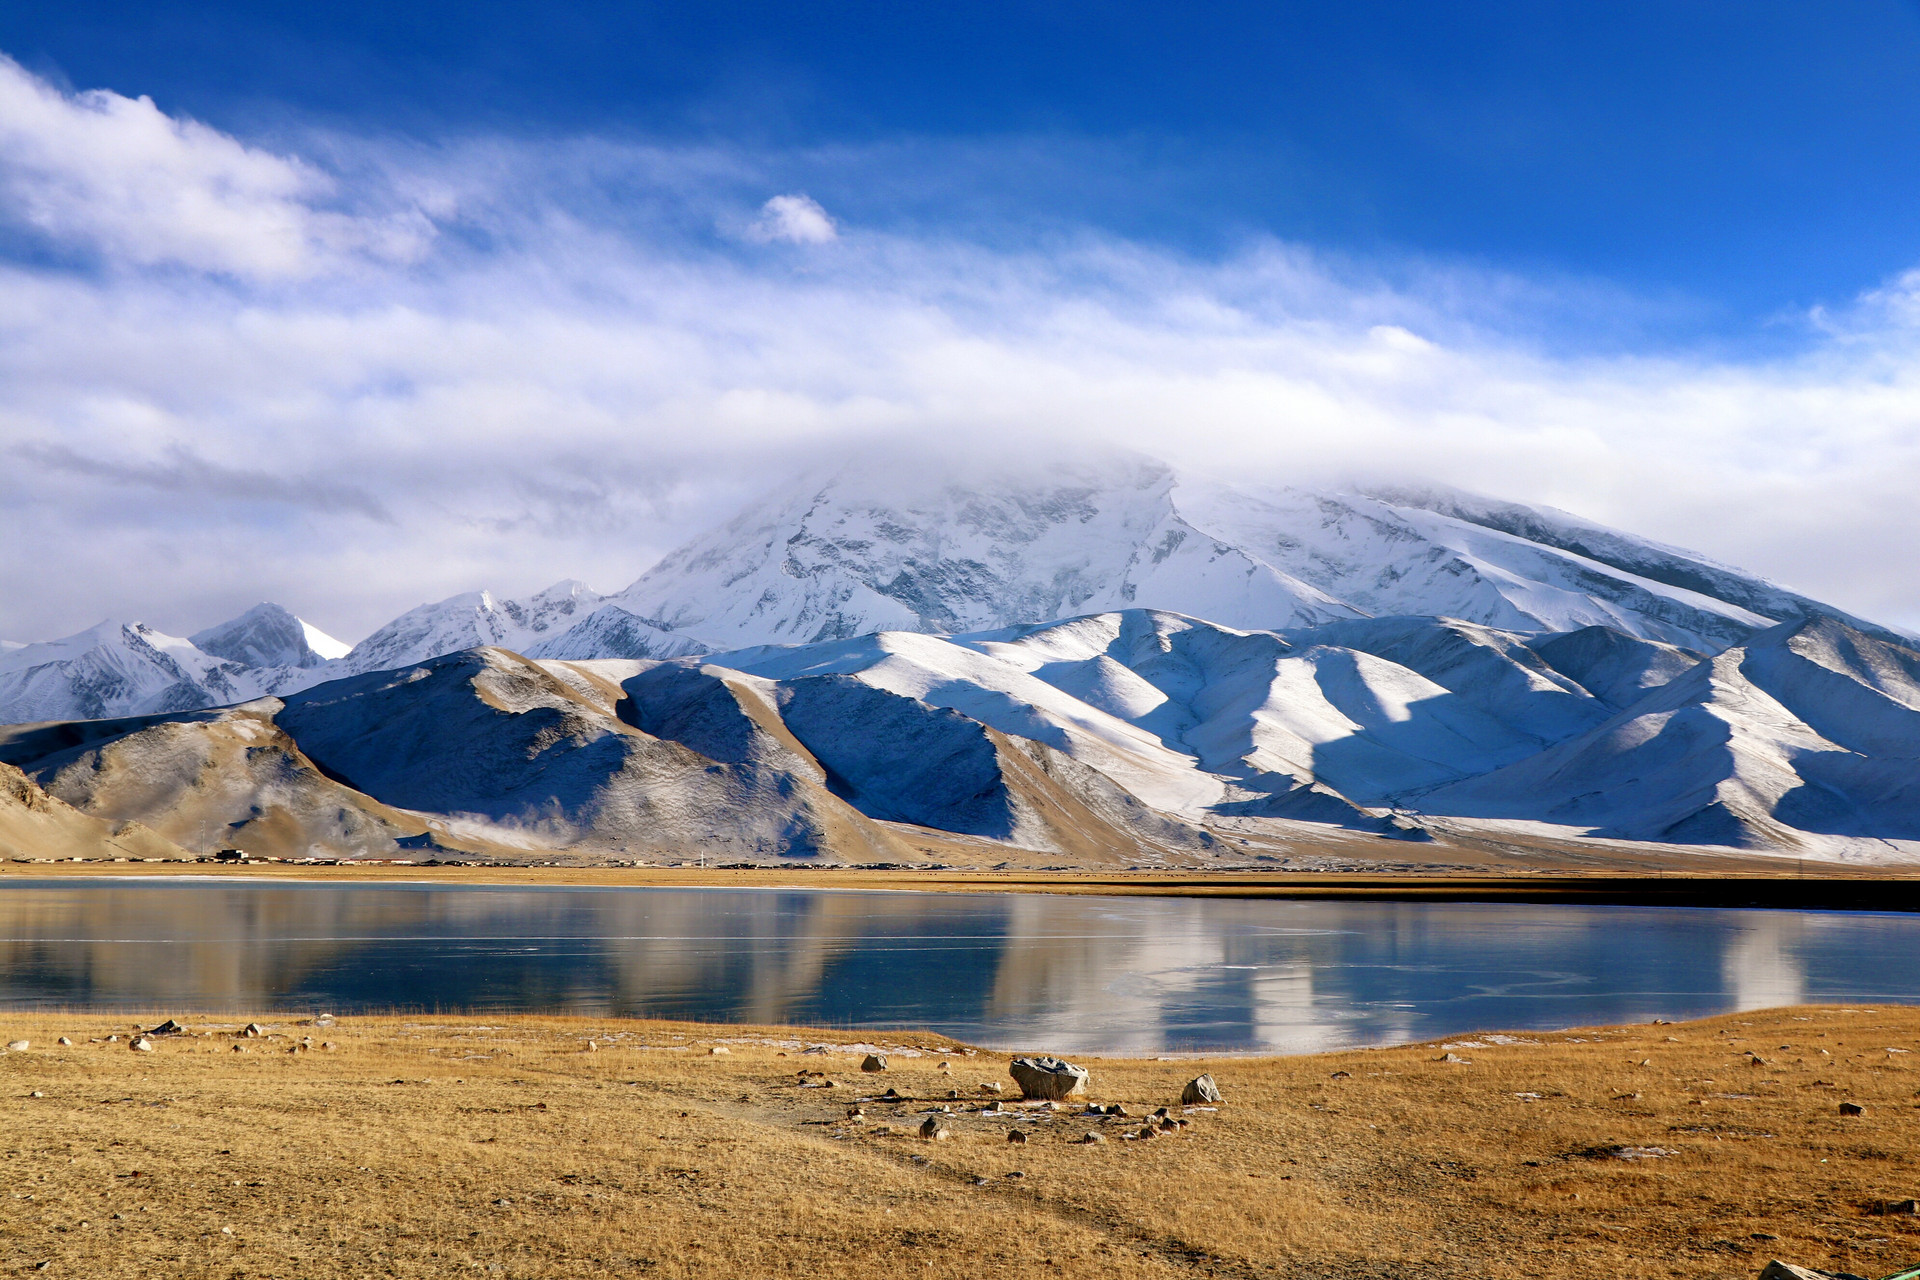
[12,1,1920,336]
[2,2,1920,641]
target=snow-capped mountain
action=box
[0,619,312,723]
[189,603,349,669]
[5,449,1916,859]
[8,609,1913,862]
[607,454,1877,654]
[334,581,606,676]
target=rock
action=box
[978,1082,1002,1093]
[802,1045,829,1055]
[1180,1075,1222,1105]
[918,1116,951,1141]
[1079,1131,1105,1144]
[861,1054,888,1073]
[1137,1125,1158,1140]
[1009,1056,1089,1101]
[1105,1104,1129,1117]
[881,1088,902,1101]
[56,1037,72,1047]
[1007,1129,1027,1144]
[846,1106,865,1121]
[936,1061,950,1071]
[1758,1263,1873,1280]
[1838,1101,1864,1116]
[243,1024,263,1038]
[585,1041,597,1052]
[947,1089,962,1099]
[321,1042,336,1051]
[130,1037,153,1052]
[1436,1053,1471,1064]
[1330,1070,1351,1080]
[29,1090,42,1098]
[1869,1198,1919,1216]
[708,1046,730,1056]
[5,1040,28,1052]
[232,1045,247,1053]
[146,1019,185,1036]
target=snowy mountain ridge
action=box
[3,451,1914,858]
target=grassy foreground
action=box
[2,1008,1918,1279]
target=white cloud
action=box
[0,55,1918,646]
[745,193,838,244]
[0,54,429,277]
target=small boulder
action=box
[1869,1198,1919,1216]
[861,1054,888,1073]
[1839,1101,1865,1116]
[56,1037,72,1047]
[1009,1056,1089,1101]
[845,1106,865,1122]
[1758,1263,1873,1280]
[243,1024,264,1038]
[1180,1075,1222,1105]
[232,1045,247,1054]
[130,1037,153,1052]
[5,1040,28,1052]
[146,1019,185,1036]
[918,1116,951,1141]
[1078,1131,1105,1145]
[978,1082,1002,1094]
[1007,1129,1027,1144]
[708,1046,730,1056]
[1137,1125,1158,1140]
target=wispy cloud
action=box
[15,442,394,521]
[0,53,1916,644]
[0,54,430,278]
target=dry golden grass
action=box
[2,1006,1918,1278]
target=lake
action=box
[2,879,1916,1054]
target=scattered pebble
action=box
[5,1040,28,1052]
[1840,1101,1865,1116]
[708,1047,729,1056]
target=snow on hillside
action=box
[190,603,349,668]
[610,454,1361,649]
[335,581,605,675]
[584,454,1874,655]
[1419,617,1920,853]
[0,620,307,723]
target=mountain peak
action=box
[190,603,349,669]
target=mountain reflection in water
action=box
[1,882,1917,1054]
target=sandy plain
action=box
[1,1006,1918,1279]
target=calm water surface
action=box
[2,880,1917,1054]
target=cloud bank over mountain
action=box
[2,51,1920,647]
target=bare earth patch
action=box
[1,1006,1917,1277]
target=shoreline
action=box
[5,860,1920,910]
